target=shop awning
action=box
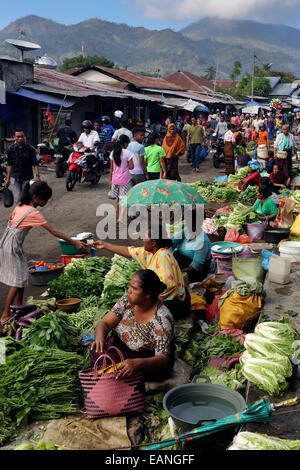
[7,88,75,108]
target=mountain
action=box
[0,15,299,78]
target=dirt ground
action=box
[0,153,221,312]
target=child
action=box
[0,181,85,324]
[265,150,276,174]
[144,132,166,180]
[109,134,134,222]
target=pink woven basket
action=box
[79,346,145,419]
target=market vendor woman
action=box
[170,209,212,283]
[91,270,175,378]
[252,185,278,222]
[0,181,85,324]
[93,223,190,317]
[238,160,261,191]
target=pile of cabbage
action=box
[228,432,300,450]
[240,321,300,396]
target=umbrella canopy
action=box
[142,400,273,450]
[120,180,207,207]
[195,104,210,113]
[182,99,202,112]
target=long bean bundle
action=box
[0,348,85,428]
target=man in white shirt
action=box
[111,118,133,143]
[77,120,99,150]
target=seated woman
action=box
[91,270,175,379]
[252,185,278,223]
[238,160,261,191]
[269,164,289,193]
[170,209,212,284]
[93,223,190,318]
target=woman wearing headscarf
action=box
[238,160,261,191]
[162,123,185,181]
[274,124,298,180]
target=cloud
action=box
[128,0,300,24]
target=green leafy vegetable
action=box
[198,365,246,391]
[229,432,300,450]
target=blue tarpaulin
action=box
[7,88,75,108]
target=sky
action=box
[1,0,300,31]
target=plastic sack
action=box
[200,147,206,161]
[238,234,250,244]
[290,214,300,238]
[214,176,228,183]
[247,221,267,242]
[205,294,225,323]
[276,198,295,228]
[219,292,263,329]
[232,255,266,283]
[225,227,240,242]
[261,249,279,271]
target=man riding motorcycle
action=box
[77,120,99,150]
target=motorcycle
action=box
[66,144,103,191]
[211,136,225,168]
[55,146,72,178]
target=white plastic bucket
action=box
[269,256,291,285]
[279,241,300,263]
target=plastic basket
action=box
[29,264,65,286]
[58,236,91,255]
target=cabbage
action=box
[255,322,300,343]
[244,333,294,359]
[242,362,288,396]
[228,432,300,450]
[240,351,292,375]
[198,365,246,391]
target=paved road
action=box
[0,152,221,311]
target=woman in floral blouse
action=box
[91,270,175,379]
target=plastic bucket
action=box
[279,241,300,262]
[269,256,291,285]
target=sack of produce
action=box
[225,227,240,243]
[276,198,295,229]
[219,293,263,330]
[232,255,266,284]
[79,346,145,419]
[290,214,300,238]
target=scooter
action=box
[211,137,225,168]
[66,144,103,191]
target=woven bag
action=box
[276,150,287,159]
[79,346,145,419]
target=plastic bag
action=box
[247,222,267,242]
[219,292,263,329]
[205,294,225,323]
[238,234,250,244]
[200,147,206,161]
[261,249,279,271]
[225,228,240,242]
[276,198,295,228]
[2,188,14,208]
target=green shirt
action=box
[182,124,192,134]
[188,125,205,144]
[252,198,278,217]
[145,144,166,173]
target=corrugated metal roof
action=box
[30,68,161,102]
[266,77,281,89]
[163,71,213,93]
[269,83,299,96]
[70,66,183,91]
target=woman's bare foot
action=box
[0,315,10,325]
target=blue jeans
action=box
[190,144,202,169]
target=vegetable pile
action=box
[184,324,245,374]
[189,181,239,203]
[99,255,140,316]
[48,257,111,300]
[237,186,258,205]
[0,347,85,430]
[228,167,249,184]
[68,295,104,333]
[196,365,246,392]
[234,145,246,157]
[30,260,62,272]
[14,441,68,451]
[279,189,300,204]
[240,321,300,396]
[224,203,260,232]
[229,432,300,451]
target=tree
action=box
[255,65,299,84]
[203,65,216,81]
[231,61,242,80]
[59,55,114,72]
[237,73,272,97]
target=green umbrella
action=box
[120,180,207,207]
